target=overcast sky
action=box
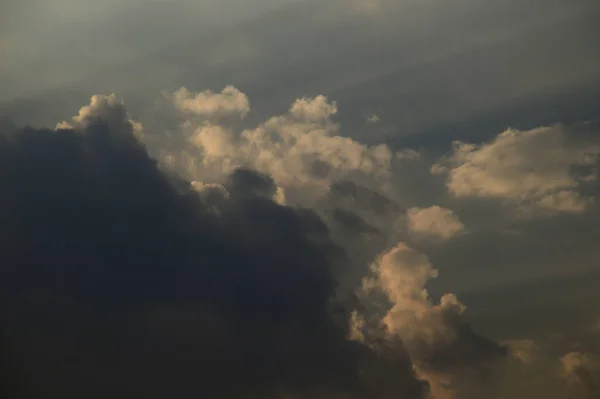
[1,1,600,398]
[2,0,599,137]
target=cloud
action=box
[56,93,144,139]
[171,85,250,120]
[3,88,599,399]
[190,124,235,158]
[432,125,600,215]
[164,88,395,202]
[289,95,338,122]
[160,87,600,316]
[407,206,465,240]
[0,96,430,399]
[356,242,507,398]
[354,241,600,399]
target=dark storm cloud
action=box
[0,97,428,399]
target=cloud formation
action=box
[432,125,600,215]
[353,242,600,399]
[171,85,250,120]
[164,90,394,203]
[355,242,507,398]
[0,96,429,399]
[1,88,599,399]
[158,88,600,399]
[407,206,465,240]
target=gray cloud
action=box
[1,0,600,396]
[0,5,599,383]
[157,86,600,298]
[2,81,600,399]
[0,96,431,399]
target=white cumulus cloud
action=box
[171,85,250,119]
[165,87,394,202]
[407,206,465,240]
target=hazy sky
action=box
[2,0,599,135]
[1,1,600,398]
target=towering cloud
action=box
[355,242,507,398]
[0,95,429,399]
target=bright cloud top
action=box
[56,93,144,139]
[171,85,250,119]
[166,88,394,199]
[407,206,465,240]
[369,242,464,344]
[432,125,599,214]
[289,95,338,122]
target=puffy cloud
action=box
[4,88,600,399]
[0,96,428,399]
[355,241,600,399]
[56,93,144,139]
[432,125,600,215]
[171,85,250,119]
[364,243,491,352]
[190,124,235,158]
[371,243,449,341]
[356,242,507,398]
[407,206,465,240]
[238,103,392,193]
[289,95,338,122]
[165,87,394,202]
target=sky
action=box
[1,1,600,398]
